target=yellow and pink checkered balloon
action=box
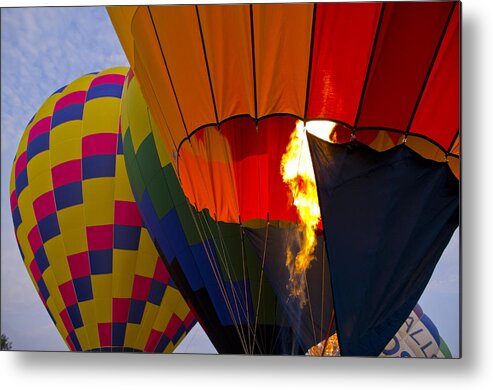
[9,67,195,352]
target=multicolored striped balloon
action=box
[9,67,195,352]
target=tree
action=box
[1,334,13,351]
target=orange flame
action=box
[281,120,336,305]
[307,333,340,357]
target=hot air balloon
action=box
[9,68,196,352]
[108,1,460,355]
[380,304,453,358]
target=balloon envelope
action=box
[109,2,460,355]
[10,68,195,352]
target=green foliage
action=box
[1,333,13,351]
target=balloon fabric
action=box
[307,134,459,356]
[108,2,461,356]
[10,68,196,352]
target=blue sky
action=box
[0,6,459,356]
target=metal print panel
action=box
[1,1,460,358]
